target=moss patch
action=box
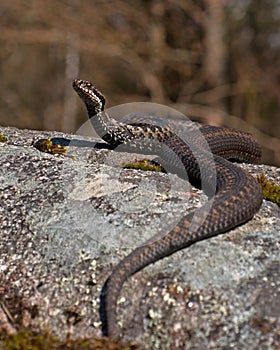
[0,329,138,350]
[35,138,66,155]
[257,173,280,207]
[0,133,8,142]
[122,159,164,173]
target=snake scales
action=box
[72,79,263,339]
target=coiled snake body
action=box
[72,79,263,339]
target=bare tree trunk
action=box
[203,0,226,122]
[142,0,166,103]
[62,0,80,133]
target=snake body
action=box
[72,79,263,339]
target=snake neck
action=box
[85,104,132,146]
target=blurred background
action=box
[0,0,279,166]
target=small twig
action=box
[0,302,17,335]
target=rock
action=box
[0,125,279,349]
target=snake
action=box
[72,79,263,339]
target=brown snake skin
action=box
[72,79,263,339]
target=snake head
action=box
[72,79,105,114]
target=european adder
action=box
[72,79,263,339]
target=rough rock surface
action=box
[0,125,279,349]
